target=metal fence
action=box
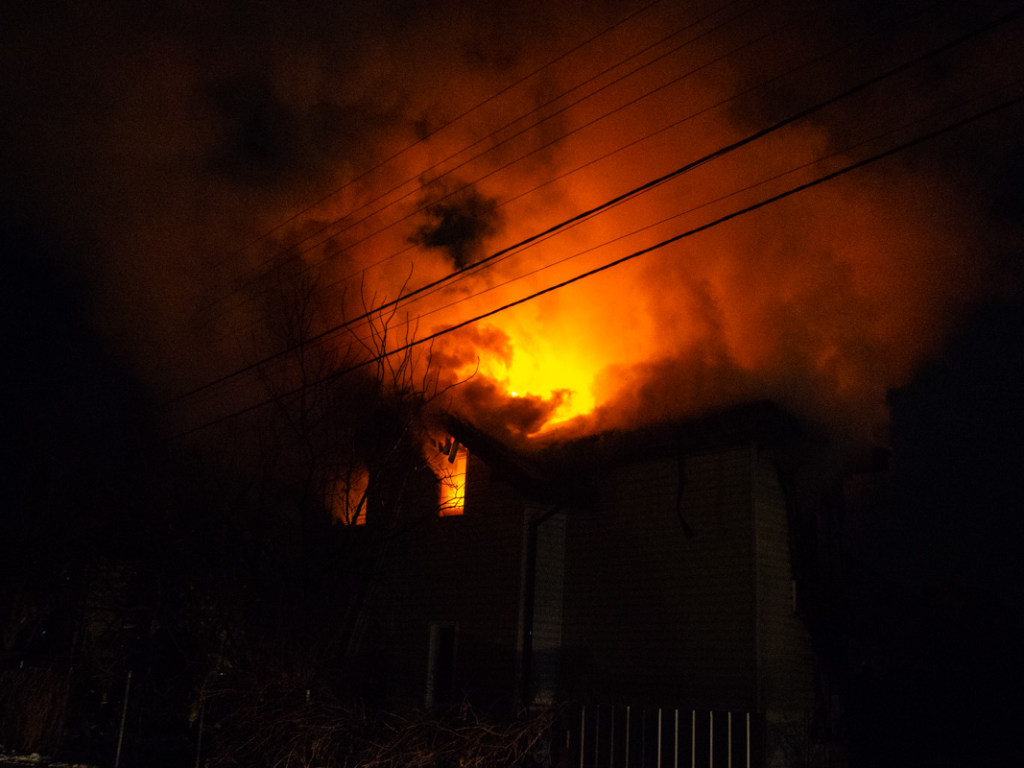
[569,705,763,768]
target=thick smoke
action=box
[2,0,1020,447]
[412,185,504,269]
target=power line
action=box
[199,0,957,353]
[196,0,670,308]
[371,0,952,320]
[384,76,1024,337]
[169,88,1024,440]
[197,0,757,329]
[286,2,759,259]
[168,4,1020,407]
[307,67,1024,353]
[206,4,769,347]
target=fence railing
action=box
[568,704,763,768]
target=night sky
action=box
[2,0,1023,765]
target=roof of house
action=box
[448,400,801,507]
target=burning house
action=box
[2,0,1021,765]
[361,401,819,766]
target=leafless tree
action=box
[192,254,471,767]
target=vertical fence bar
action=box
[728,713,732,768]
[657,708,663,768]
[691,710,696,768]
[570,705,769,768]
[709,712,714,768]
[745,713,751,768]
[674,709,679,768]
[580,705,586,768]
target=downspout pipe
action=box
[515,503,562,710]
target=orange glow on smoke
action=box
[268,1,1000,448]
[475,324,597,427]
[47,0,1011,454]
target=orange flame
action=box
[437,443,467,516]
[295,1,1006,448]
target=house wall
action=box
[370,453,526,711]
[754,452,814,716]
[560,444,759,710]
[527,509,566,704]
[754,453,815,766]
[365,417,813,732]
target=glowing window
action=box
[438,444,467,517]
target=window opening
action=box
[437,439,467,516]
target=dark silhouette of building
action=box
[364,401,818,767]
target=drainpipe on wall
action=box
[515,503,563,710]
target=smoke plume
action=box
[2,0,1020,448]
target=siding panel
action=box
[753,455,814,718]
[562,446,757,710]
[372,454,525,709]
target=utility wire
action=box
[263,0,950,348]
[288,2,757,258]
[168,4,1021,407]
[199,0,755,326]
[201,0,973,350]
[206,65,1024,406]
[198,0,669,301]
[359,0,952,321]
[383,77,1024,337]
[206,0,957,351]
[211,5,769,346]
[169,88,1024,440]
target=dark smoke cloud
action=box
[449,378,569,441]
[205,72,359,187]
[412,185,504,269]
[429,325,514,371]
[1,0,1020,446]
[0,0,591,405]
